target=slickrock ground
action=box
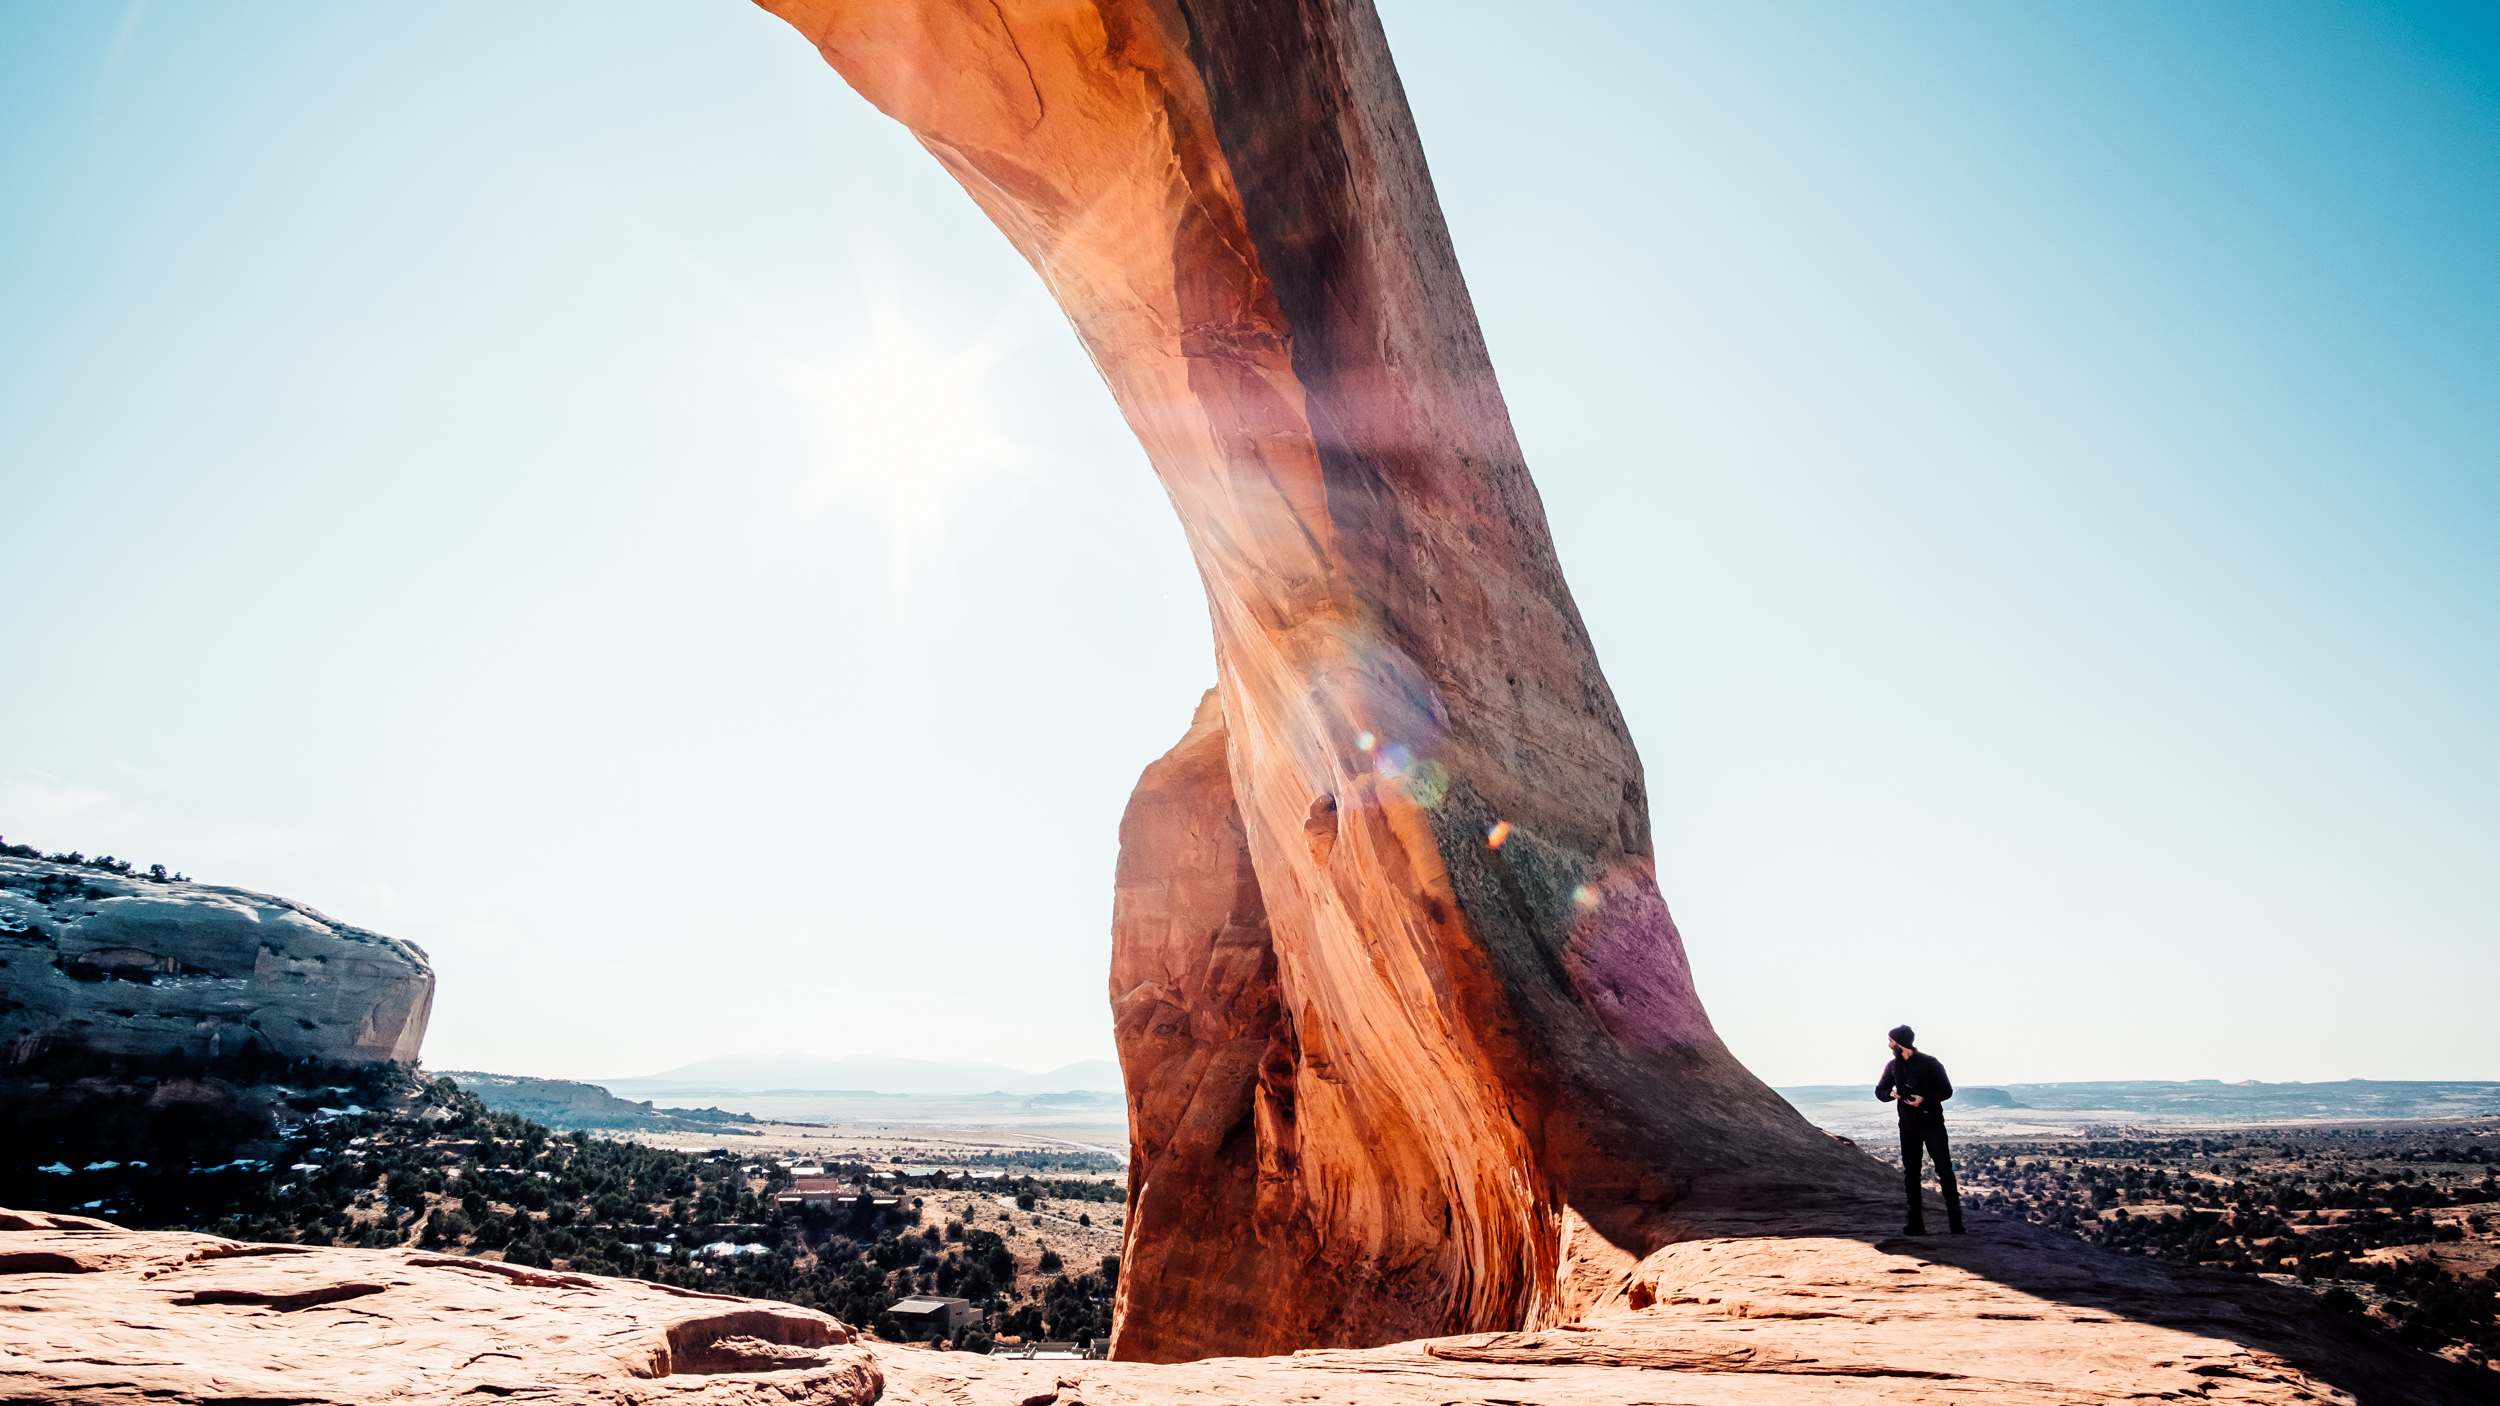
[0,1208,881,1405]
[0,856,432,1065]
[9,1206,2487,1404]
[870,1211,2500,1406]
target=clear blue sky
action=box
[2,2,2492,1088]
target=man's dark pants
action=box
[1899,1114,1962,1233]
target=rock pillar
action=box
[753,0,1883,1360]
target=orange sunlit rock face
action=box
[754,0,1882,1360]
[1107,689,1296,1360]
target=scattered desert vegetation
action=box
[1924,1125,2500,1363]
[0,834,185,883]
[0,1055,1123,1349]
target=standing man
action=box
[1876,1024,1963,1235]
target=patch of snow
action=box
[698,1241,772,1257]
[83,1161,121,1171]
[37,1163,71,1175]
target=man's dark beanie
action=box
[1888,1025,1916,1048]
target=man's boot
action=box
[1947,1208,1965,1235]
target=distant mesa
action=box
[435,1071,761,1135]
[1956,1087,2027,1108]
[0,848,431,1068]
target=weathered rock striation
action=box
[0,1209,880,1405]
[753,0,1874,1361]
[0,857,432,1066]
[1107,690,1290,1358]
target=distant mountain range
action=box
[434,1065,2496,1139]
[593,1053,1123,1098]
[1778,1077,2500,1138]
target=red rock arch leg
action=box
[1108,690,1299,1360]
[755,0,1886,1361]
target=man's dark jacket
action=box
[1876,1052,1953,1122]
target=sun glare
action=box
[759,279,1050,608]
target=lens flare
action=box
[1486,821,1511,849]
[1571,884,1601,910]
[1405,759,1449,809]
[1355,731,1376,752]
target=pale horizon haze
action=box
[2,2,2493,1090]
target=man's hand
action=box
[1903,1093,1923,1107]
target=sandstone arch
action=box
[752,0,1884,1361]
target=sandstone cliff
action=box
[0,856,432,1066]
[752,0,1874,1360]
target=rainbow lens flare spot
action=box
[1355,731,1377,752]
[1405,759,1449,809]
[1486,821,1511,849]
[1571,884,1601,910]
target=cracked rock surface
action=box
[8,1208,2483,1405]
[876,1212,2495,1405]
[0,1209,880,1405]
